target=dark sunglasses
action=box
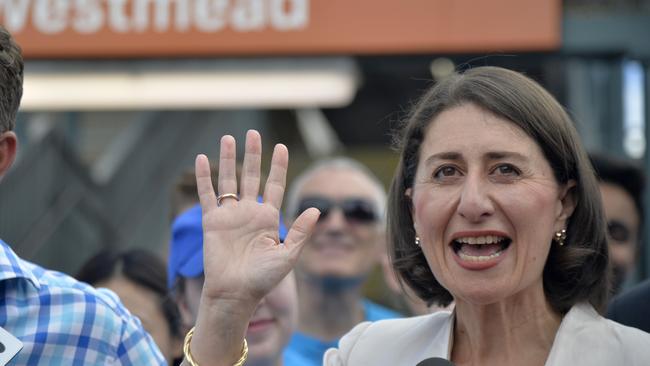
[607,220,631,243]
[296,196,378,223]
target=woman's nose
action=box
[456,175,495,222]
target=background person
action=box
[169,202,297,366]
[589,152,645,294]
[283,158,401,365]
[76,249,184,365]
[0,26,164,364]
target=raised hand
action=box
[195,130,319,305]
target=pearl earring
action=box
[554,229,567,246]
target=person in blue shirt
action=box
[282,158,401,366]
[0,26,164,365]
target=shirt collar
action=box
[0,239,41,289]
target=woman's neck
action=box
[451,283,562,366]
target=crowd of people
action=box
[1,24,650,366]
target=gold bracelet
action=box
[183,326,248,366]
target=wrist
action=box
[183,327,248,366]
[187,296,257,366]
[197,293,259,319]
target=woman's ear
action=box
[557,179,577,224]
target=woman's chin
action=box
[455,292,509,307]
[245,339,283,365]
[445,279,515,307]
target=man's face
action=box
[599,182,640,289]
[292,168,384,281]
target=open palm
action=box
[195,130,319,304]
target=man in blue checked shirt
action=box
[0,27,165,364]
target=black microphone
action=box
[416,357,455,366]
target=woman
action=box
[181,67,650,366]
[168,203,299,366]
[76,249,183,365]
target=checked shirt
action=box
[0,239,165,365]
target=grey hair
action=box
[284,157,387,223]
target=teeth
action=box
[458,249,504,262]
[455,235,505,245]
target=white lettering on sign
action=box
[108,0,129,32]
[34,0,68,34]
[74,0,104,33]
[231,0,264,31]
[194,0,227,32]
[0,0,309,34]
[1,0,31,31]
[270,0,307,30]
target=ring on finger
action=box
[216,193,239,207]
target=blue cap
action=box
[167,199,288,289]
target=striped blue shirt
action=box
[0,239,165,365]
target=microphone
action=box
[416,357,455,366]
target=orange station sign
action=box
[1,0,561,59]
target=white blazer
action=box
[323,303,650,365]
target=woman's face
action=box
[245,271,298,365]
[409,103,575,306]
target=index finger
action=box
[195,154,218,214]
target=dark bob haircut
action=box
[76,249,182,338]
[388,66,610,314]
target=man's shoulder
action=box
[606,279,650,333]
[21,257,130,315]
[4,257,145,340]
[610,279,650,307]
[0,248,165,364]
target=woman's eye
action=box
[494,164,519,176]
[434,166,459,179]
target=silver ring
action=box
[216,193,239,207]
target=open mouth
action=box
[451,235,512,262]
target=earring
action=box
[414,236,421,246]
[554,229,567,246]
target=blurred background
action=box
[0,0,649,287]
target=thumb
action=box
[283,208,320,260]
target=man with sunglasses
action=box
[590,153,645,295]
[283,158,400,366]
